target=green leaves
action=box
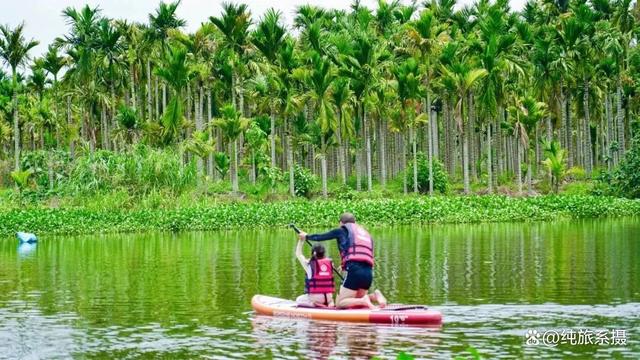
[10,169,32,190]
[1,195,639,237]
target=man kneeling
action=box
[299,213,386,309]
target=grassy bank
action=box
[1,195,639,237]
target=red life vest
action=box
[305,257,335,294]
[342,223,375,269]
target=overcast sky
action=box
[1,0,527,59]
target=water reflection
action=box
[17,242,36,259]
[307,321,338,360]
[0,218,638,358]
[251,315,444,359]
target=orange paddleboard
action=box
[251,295,442,325]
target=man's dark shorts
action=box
[343,261,373,291]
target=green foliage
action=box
[2,195,639,236]
[406,152,449,194]
[66,145,195,195]
[292,164,317,198]
[185,130,215,160]
[541,140,567,194]
[214,152,230,178]
[116,103,138,130]
[10,169,32,190]
[21,150,70,188]
[262,166,283,190]
[609,133,640,198]
[335,184,357,200]
[566,166,586,180]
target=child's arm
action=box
[295,239,312,278]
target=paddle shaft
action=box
[289,224,345,281]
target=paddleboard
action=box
[251,295,442,325]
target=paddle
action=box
[288,223,345,281]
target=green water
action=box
[0,218,638,359]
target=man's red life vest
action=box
[341,223,375,269]
[305,257,335,294]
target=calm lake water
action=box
[0,218,638,359]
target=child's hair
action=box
[311,244,326,260]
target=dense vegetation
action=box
[1,195,639,236]
[0,0,639,201]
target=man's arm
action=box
[304,228,345,242]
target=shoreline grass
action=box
[1,194,639,237]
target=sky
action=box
[0,0,527,60]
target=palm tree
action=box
[408,8,449,195]
[149,1,186,52]
[214,104,249,193]
[393,56,425,194]
[252,9,286,169]
[95,18,124,149]
[60,5,102,153]
[0,23,39,170]
[441,43,487,194]
[331,78,355,184]
[154,45,193,145]
[508,94,547,195]
[542,140,567,193]
[210,2,252,113]
[302,53,336,198]
[339,31,389,191]
[149,1,186,114]
[472,2,520,193]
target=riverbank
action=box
[1,195,639,237]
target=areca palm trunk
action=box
[162,83,167,112]
[270,107,276,168]
[379,118,387,188]
[411,124,418,193]
[567,91,574,168]
[197,85,205,177]
[426,92,434,195]
[364,107,372,191]
[487,122,493,193]
[462,95,470,195]
[101,104,107,149]
[583,78,592,174]
[147,59,152,122]
[355,105,362,191]
[336,108,347,184]
[286,118,295,197]
[321,139,328,198]
[155,75,160,119]
[401,132,407,194]
[616,79,625,156]
[12,71,20,170]
[606,92,614,169]
[207,89,215,179]
[527,148,532,195]
[231,139,239,193]
[516,139,522,195]
[67,96,74,159]
[130,64,137,109]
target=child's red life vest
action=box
[305,258,335,294]
[341,223,375,269]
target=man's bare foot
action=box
[363,294,378,310]
[374,289,387,308]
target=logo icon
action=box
[526,329,540,345]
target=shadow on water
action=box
[0,217,638,358]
